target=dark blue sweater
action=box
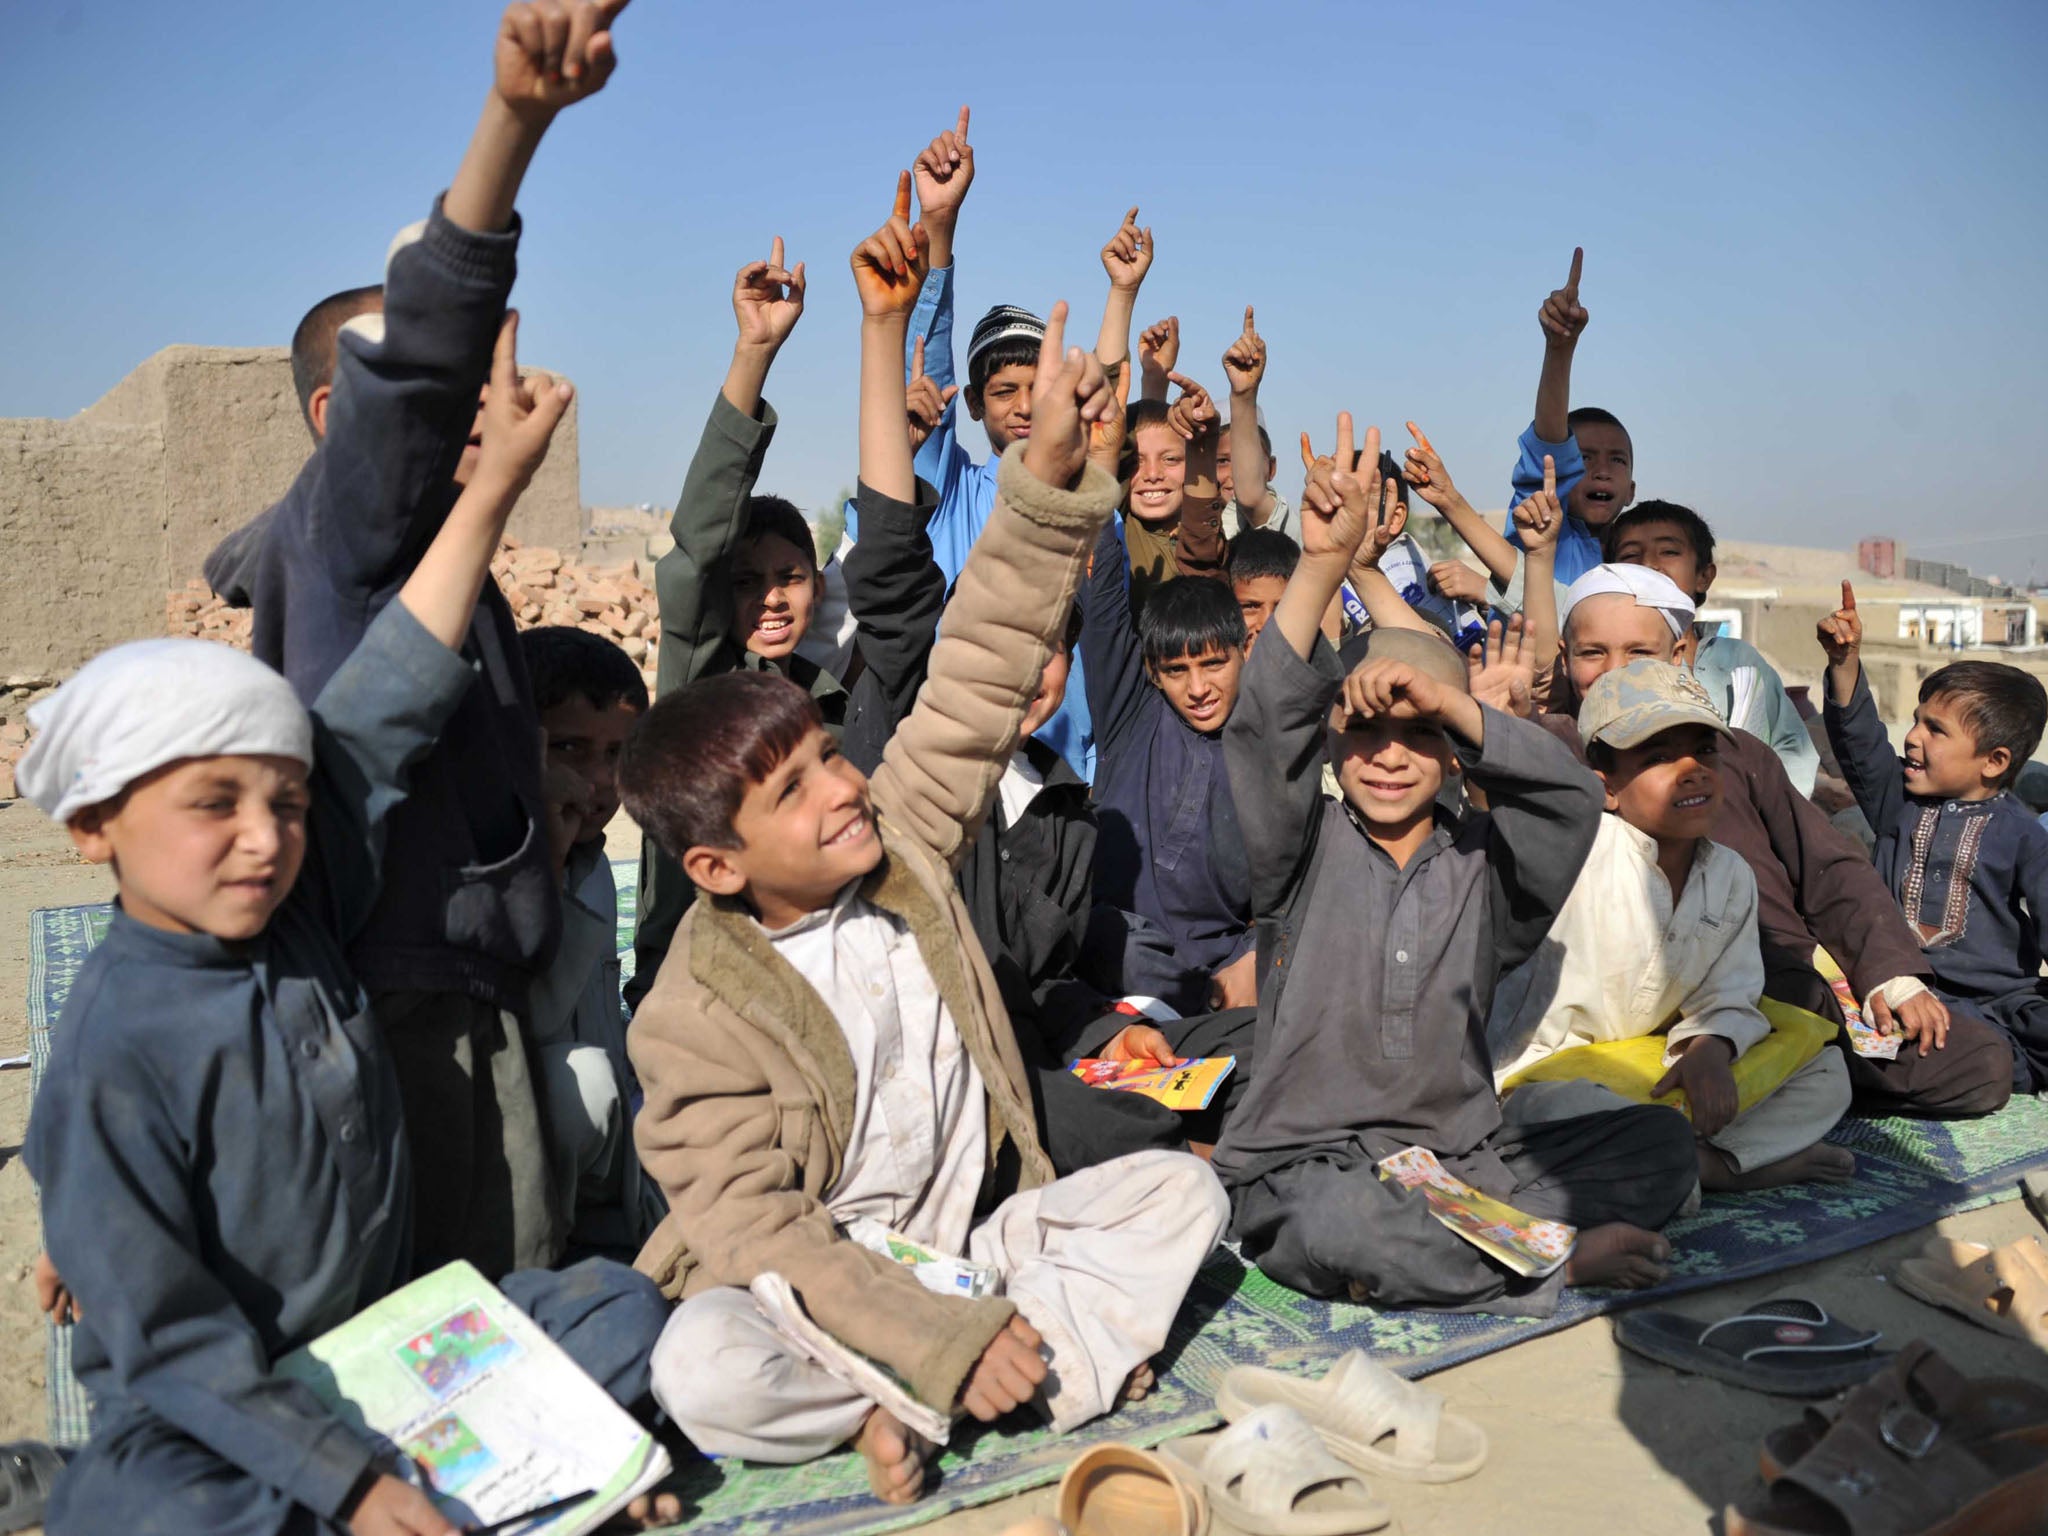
[205,197,556,1010]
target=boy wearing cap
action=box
[1211,426,1697,1314]
[18,333,666,1536]
[1551,565,2015,1120]
[1491,659,1854,1191]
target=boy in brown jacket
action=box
[617,189,1226,1506]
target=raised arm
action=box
[1403,422,1518,589]
[1095,207,1153,370]
[1224,623,1343,920]
[904,109,975,502]
[1222,307,1279,527]
[650,243,804,695]
[1817,581,1904,832]
[1505,248,1589,545]
[872,306,1120,869]
[1137,315,1179,402]
[1079,518,1155,763]
[1509,455,1565,681]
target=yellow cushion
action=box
[1500,999,1837,1122]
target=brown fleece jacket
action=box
[628,448,1116,1415]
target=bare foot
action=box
[1565,1223,1671,1288]
[624,1490,684,1528]
[1700,1142,1856,1192]
[1117,1360,1157,1406]
[856,1405,931,1505]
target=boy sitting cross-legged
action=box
[1819,584,2048,1091]
[1490,659,1855,1192]
[19,323,667,1536]
[621,235,1227,1505]
[1210,418,1698,1315]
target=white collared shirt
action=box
[1488,814,1772,1086]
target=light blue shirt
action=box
[1503,422,1604,585]
[844,264,1096,780]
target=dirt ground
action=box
[2,799,2043,1535]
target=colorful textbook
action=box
[1071,1054,1237,1111]
[1377,1146,1576,1278]
[274,1262,670,1534]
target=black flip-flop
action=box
[1614,1297,1891,1397]
[0,1442,66,1535]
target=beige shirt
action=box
[1488,814,1773,1086]
[765,883,988,1251]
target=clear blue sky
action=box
[5,1,2046,581]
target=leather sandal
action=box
[1728,1341,2048,1535]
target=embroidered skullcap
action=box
[967,305,1046,371]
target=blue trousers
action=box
[46,1259,668,1536]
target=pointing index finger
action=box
[1542,453,1557,498]
[892,170,912,223]
[1335,412,1355,474]
[1842,580,1857,612]
[1300,431,1316,472]
[1405,420,1436,456]
[911,335,926,382]
[955,105,971,140]
[1036,299,1069,378]
[1243,305,1255,336]
[770,235,784,272]
[1565,246,1583,296]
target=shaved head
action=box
[290,285,383,432]
[1340,626,1469,694]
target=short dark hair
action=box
[968,336,1041,396]
[619,671,822,855]
[1604,500,1716,569]
[1228,527,1300,585]
[1918,662,2047,789]
[1140,575,1246,668]
[740,495,817,573]
[520,626,648,716]
[1568,405,1631,444]
[290,285,383,431]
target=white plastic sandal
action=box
[1217,1349,1488,1484]
[1160,1404,1390,1536]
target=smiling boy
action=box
[1491,660,1854,1193]
[1820,583,2048,1091]
[1211,420,1696,1313]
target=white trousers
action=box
[650,1149,1227,1462]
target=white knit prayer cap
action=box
[1559,562,1696,639]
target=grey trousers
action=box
[1229,1084,1699,1318]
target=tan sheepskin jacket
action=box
[628,448,1117,1415]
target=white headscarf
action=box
[17,640,312,823]
[1560,562,1696,639]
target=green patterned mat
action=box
[27,892,2048,1535]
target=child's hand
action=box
[33,1252,79,1325]
[731,237,806,353]
[1221,306,1266,399]
[473,312,574,503]
[1428,560,1489,605]
[1342,656,1453,725]
[905,336,959,453]
[345,1472,458,1536]
[494,0,629,123]
[1652,1034,1739,1139]
[1511,455,1565,557]
[1104,1023,1184,1066]
[1020,301,1114,492]
[1099,207,1154,293]
[1465,615,1537,719]
[541,739,592,878]
[1137,315,1180,384]
[1816,580,1863,668]
[1087,361,1134,476]
[850,172,930,321]
[1164,373,1218,441]
[1208,950,1258,1011]
[960,1315,1048,1422]
[1871,989,1950,1056]
[1538,246,1588,350]
[912,107,975,233]
[1298,415,1390,562]
[1401,421,1459,505]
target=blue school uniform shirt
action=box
[24,603,474,1522]
[1825,669,2048,1089]
[1503,422,1604,585]
[843,265,1096,781]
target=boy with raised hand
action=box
[1211,419,1695,1313]
[21,324,667,1536]
[1218,306,1295,539]
[1551,567,2015,1118]
[627,231,831,1008]
[1490,659,1855,1193]
[1502,249,1635,586]
[1819,584,2048,1091]
[622,251,1225,1503]
[1605,500,1821,794]
[202,0,631,1281]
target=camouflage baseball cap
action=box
[1577,658,1733,750]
